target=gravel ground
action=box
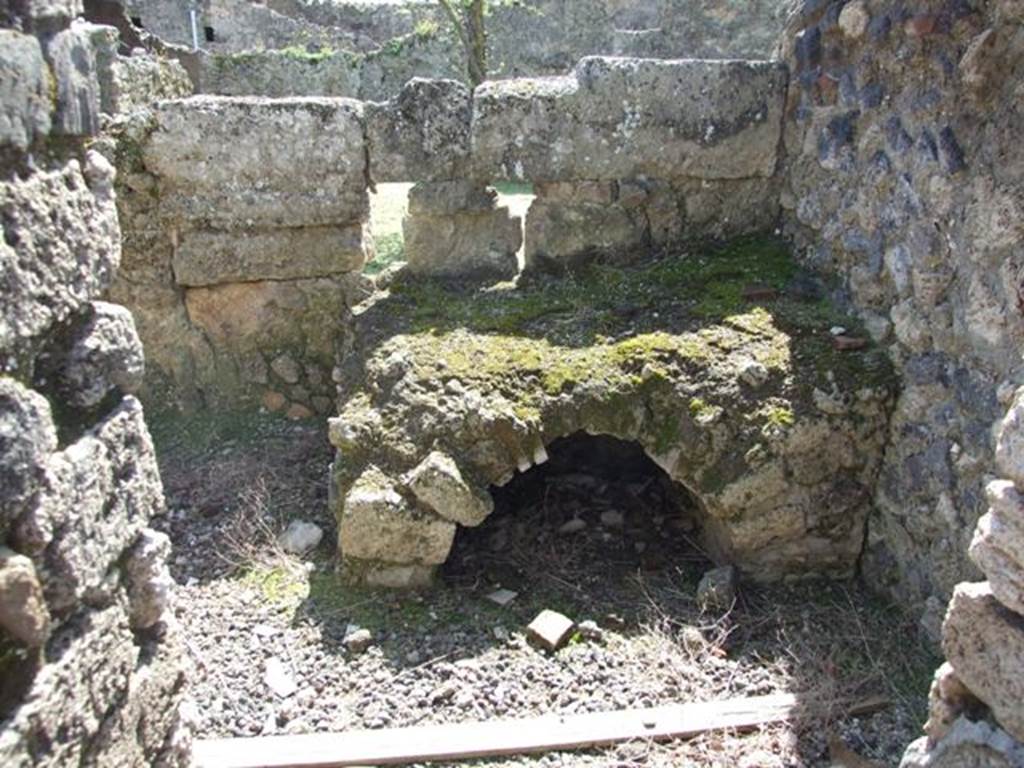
[150,411,939,767]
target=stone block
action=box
[365,78,471,183]
[10,0,83,26]
[996,387,1024,488]
[0,606,137,766]
[183,278,347,370]
[172,224,369,286]
[0,546,50,647]
[39,397,164,613]
[696,565,738,611]
[969,480,1024,615]
[38,301,145,409]
[404,451,493,527]
[404,205,521,280]
[0,31,51,151]
[942,582,1024,742]
[471,57,787,182]
[0,153,119,356]
[107,53,193,115]
[527,609,575,651]
[123,528,173,629]
[144,96,368,229]
[339,467,456,565]
[0,378,57,544]
[407,180,496,216]
[524,193,644,270]
[900,717,1024,768]
[46,21,103,137]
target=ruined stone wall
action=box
[779,0,1024,634]
[115,57,785,410]
[776,2,1024,762]
[121,0,796,100]
[0,6,190,766]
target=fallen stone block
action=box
[277,520,324,555]
[697,565,738,611]
[404,451,493,527]
[527,609,575,652]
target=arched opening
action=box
[443,432,709,600]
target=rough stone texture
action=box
[403,182,524,280]
[901,717,1024,768]
[404,451,493,528]
[46,21,103,137]
[525,177,781,269]
[0,546,50,647]
[39,397,165,614]
[781,0,1024,625]
[0,378,57,545]
[366,78,471,182]
[996,388,1024,488]
[524,182,645,271]
[339,466,457,566]
[0,31,51,152]
[942,582,1024,743]
[36,301,145,410]
[0,13,189,762]
[143,96,368,229]
[330,244,894,586]
[181,277,352,411]
[107,52,192,115]
[471,57,787,183]
[108,94,374,410]
[0,153,120,364]
[123,528,174,630]
[172,223,368,286]
[970,481,1024,616]
[142,0,793,101]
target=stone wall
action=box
[115,56,786,407]
[779,0,1024,634]
[120,0,795,100]
[0,6,190,766]
[776,1,1024,763]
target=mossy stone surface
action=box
[331,236,896,584]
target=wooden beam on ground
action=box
[193,693,888,768]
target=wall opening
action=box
[492,181,535,270]
[443,432,708,593]
[130,15,143,28]
[365,182,536,276]
[204,25,216,42]
[365,182,412,276]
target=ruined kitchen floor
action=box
[150,410,938,767]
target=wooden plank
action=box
[195,693,805,768]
